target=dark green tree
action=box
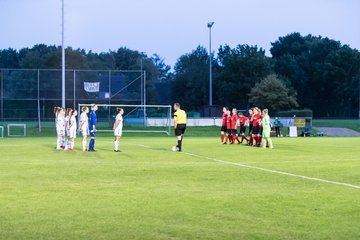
[271,32,360,117]
[216,44,272,108]
[171,46,209,111]
[248,74,298,113]
[0,48,19,68]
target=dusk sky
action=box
[0,0,359,68]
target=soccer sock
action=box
[261,137,267,148]
[89,139,94,151]
[114,140,119,151]
[82,139,86,150]
[249,135,253,145]
[268,138,273,148]
[221,133,224,142]
[93,139,96,150]
[177,140,182,150]
[235,135,241,143]
[61,136,65,147]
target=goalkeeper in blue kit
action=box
[88,104,98,152]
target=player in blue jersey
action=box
[88,104,98,152]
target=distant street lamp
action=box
[207,22,214,110]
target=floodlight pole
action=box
[207,22,214,113]
[61,0,65,108]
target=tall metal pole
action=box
[61,0,65,107]
[358,77,360,124]
[143,70,147,127]
[37,69,41,132]
[1,70,3,123]
[73,70,76,109]
[207,22,214,115]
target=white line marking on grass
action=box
[242,158,360,165]
[134,144,360,190]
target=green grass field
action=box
[1,130,360,239]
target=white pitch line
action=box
[135,144,360,190]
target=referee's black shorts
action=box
[175,124,186,136]
[221,126,227,132]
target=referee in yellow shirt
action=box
[173,103,187,152]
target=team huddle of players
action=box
[220,106,273,148]
[53,104,124,152]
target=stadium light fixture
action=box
[207,22,214,110]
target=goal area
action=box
[78,104,172,135]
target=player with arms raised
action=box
[173,103,187,152]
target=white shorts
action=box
[114,128,122,136]
[57,127,65,136]
[81,127,89,136]
[69,128,77,138]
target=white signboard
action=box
[84,82,100,93]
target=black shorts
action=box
[240,125,246,134]
[226,129,232,135]
[221,126,227,132]
[252,126,260,135]
[249,124,253,134]
[259,127,263,135]
[232,129,238,135]
[175,124,186,136]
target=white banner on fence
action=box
[84,82,100,92]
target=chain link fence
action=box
[0,69,145,131]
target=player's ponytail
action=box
[116,107,123,113]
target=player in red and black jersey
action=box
[220,107,228,143]
[252,107,263,147]
[247,108,254,146]
[258,108,263,147]
[223,109,232,144]
[238,111,249,144]
[230,108,241,144]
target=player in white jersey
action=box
[79,107,89,151]
[68,110,78,150]
[113,107,124,152]
[64,108,73,150]
[55,107,65,150]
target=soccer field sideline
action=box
[135,143,360,190]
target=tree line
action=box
[0,32,359,117]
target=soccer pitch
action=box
[0,134,359,239]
